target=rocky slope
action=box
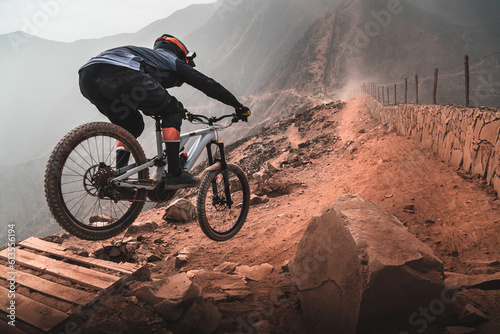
[37,96,500,334]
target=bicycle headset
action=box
[154,34,196,67]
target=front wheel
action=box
[197,163,250,241]
[44,122,148,240]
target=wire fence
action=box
[354,52,500,109]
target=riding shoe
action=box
[166,171,201,190]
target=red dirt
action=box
[67,95,499,333]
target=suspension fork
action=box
[206,141,233,208]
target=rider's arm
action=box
[175,59,243,109]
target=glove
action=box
[235,106,251,122]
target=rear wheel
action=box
[197,163,250,241]
[44,122,148,240]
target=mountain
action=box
[1,0,499,245]
[0,3,217,166]
[256,0,500,109]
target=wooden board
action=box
[0,265,96,305]
[0,237,145,333]
[0,248,119,291]
[0,286,68,332]
[19,237,139,275]
[0,317,30,334]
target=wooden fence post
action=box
[433,68,438,105]
[415,74,419,104]
[382,86,385,106]
[394,84,397,105]
[386,86,390,105]
[464,55,470,107]
[405,77,408,104]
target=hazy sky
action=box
[0,0,217,42]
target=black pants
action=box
[79,63,183,138]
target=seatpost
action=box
[154,116,165,164]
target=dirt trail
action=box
[65,95,499,333]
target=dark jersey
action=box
[80,46,242,109]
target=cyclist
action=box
[78,34,251,189]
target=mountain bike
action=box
[44,112,250,241]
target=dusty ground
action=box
[59,95,499,333]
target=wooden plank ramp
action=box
[0,237,145,333]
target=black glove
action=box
[235,106,251,122]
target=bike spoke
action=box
[63,163,86,178]
[104,136,115,166]
[93,137,100,164]
[81,139,97,167]
[71,146,93,170]
[73,192,90,218]
[63,192,89,206]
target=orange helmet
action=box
[154,34,196,67]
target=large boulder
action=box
[289,202,363,334]
[290,195,447,333]
[333,195,446,329]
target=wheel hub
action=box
[84,165,118,199]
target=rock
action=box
[281,260,290,273]
[226,289,252,301]
[465,260,500,275]
[338,195,446,329]
[42,234,68,245]
[89,214,114,225]
[255,179,291,197]
[108,246,122,257]
[234,263,274,281]
[125,241,138,253]
[185,269,249,293]
[186,269,204,279]
[163,198,196,222]
[175,254,189,269]
[250,194,269,205]
[214,262,240,274]
[445,272,500,290]
[252,320,271,334]
[459,304,488,325]
[136,273,203,322]
[252,170,271,183]
[175,299,222,334]
[445,326,476,334]
[77,250,89,257]
[179,246,194,255]
[126,296,139,305]
[478,119,500,144]
[121,236,134,243]
[265,162,279,173]
[291,195,446,333]
[146,251,162,262]
[204,293,228,303]
[126,220,159,235]
[290,200,362,334]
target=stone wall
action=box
[367,98,500,195]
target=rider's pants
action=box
[79,63,183,138]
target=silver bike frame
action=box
[112,125,217,190]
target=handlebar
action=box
[184,111,240,125]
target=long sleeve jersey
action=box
[79,45,243,109]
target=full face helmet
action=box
[154,34,196,67]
